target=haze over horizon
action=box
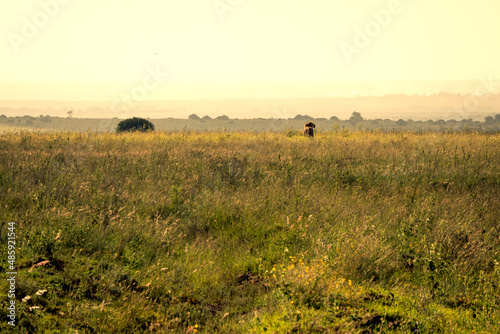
[1,1,499,116]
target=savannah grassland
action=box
[0,129,499,333]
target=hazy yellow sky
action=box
[1,0,499,100]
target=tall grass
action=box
[0,130,499,332]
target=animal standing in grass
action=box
[304,121,316,137]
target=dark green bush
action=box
[116,117,155,132]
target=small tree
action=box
[485,116,495,124]
[188,114,200,120]
[294,114,312,120]
[395,119,407,126]
[116,117,155,132]
[349,111,363,123]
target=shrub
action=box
[485,116,495,124]
[294,114,313,120]
[349,111,364,123]
[116,117,155,132]
[395,119,407,126]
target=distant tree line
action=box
[186,111,500,125]
[189,114,230,121]
[1,112,500,133]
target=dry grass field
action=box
[0,130,499,332]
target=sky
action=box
[1,0,500,101]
